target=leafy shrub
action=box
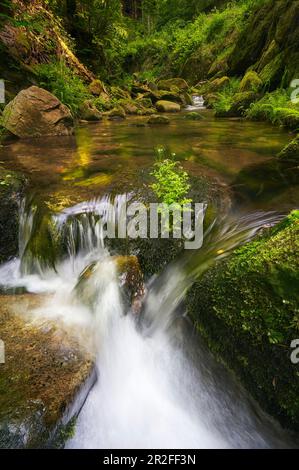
[35,61,91,116]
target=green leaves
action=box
[150,146,191,205]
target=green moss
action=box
[187,212,299,430]
[184,112,204,120]
[246,89,299,130]
[0,168,27,264]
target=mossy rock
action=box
[0,168,27,264]
[259,53,284,89]
[156,100,180,113]
[106,172,231,279]
[147,115,170,125]
[0,294,95,448]
[187,211,299,430]
[184,112,204,121]
[275,108,299,131]
[278,135,299,161]
[78,100,102,122]
[157,78,189,91]
[239,71,263,93]
[215,92,259,118]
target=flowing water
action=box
[0,107,298,448]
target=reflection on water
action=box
[0,111,296,213]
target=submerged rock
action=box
[2,86,74,138]
[187,211,299,431]
[78,100,102,122]
[156,100,181,113]
[0,294,95,448]
[0,168,27,264]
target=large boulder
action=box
[156,100,181,113]
[0,168,27,264]
[2,86,74,138]
[239,71,263,93]
[187,211,299,431]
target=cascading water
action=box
[0,197,296,449]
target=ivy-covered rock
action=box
[187,211,299,430]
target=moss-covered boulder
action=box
[187,211,299,430]
[2,87,74,138]
[107,173,231,278]
[0,294,95,448]
[106,106,126,120]
[0,168,27,264]
[278,135,299,161]
[157,78,189,91]
[78,100,102,122]
[208,76,230,93]
[229,0,299,89]
[239,71,263,93]
[156,100,180,113]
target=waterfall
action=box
[0,197,294,449]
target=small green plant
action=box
[150,146,191,206]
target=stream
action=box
[0,102,298,448]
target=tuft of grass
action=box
[34,61,91,117]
